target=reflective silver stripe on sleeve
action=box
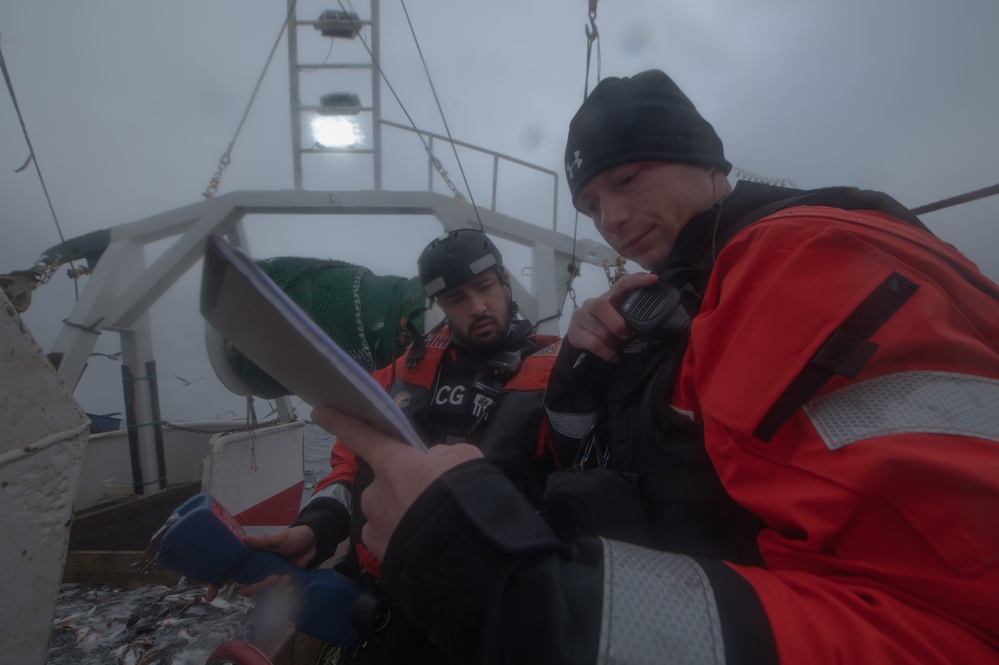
[597,538,726,665]
[546,407,599,439]
[804,370,999,451]
[304,482,351,512]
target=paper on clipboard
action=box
[200,235,427,451]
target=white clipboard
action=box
[200,235,427,451]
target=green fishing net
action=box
[224,257,425,399]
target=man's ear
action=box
[710,167,733,199]
[502,269,514,295]
[502,269,519,316]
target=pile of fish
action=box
[48,579,257,665]
[47,426,336,664]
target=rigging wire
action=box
[568,0,605,302]
[399,0,484,230]
[202,0,300,199]
[584,0,602,98]
[336,0,470,203]
[0,34,80,299]
[539,0,605,328]
[911,182,999,216]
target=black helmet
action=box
[418,229,504,299]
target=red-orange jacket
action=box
[676,204,999,661]
[314,326,562,574]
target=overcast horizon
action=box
[2,0,997,421]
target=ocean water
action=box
[47,424,336,665]
[301,423,337,505]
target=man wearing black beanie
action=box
[564,69,732,206]
[307,69,999,665]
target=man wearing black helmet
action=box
[294,228,568,577]
[417,227,514,348]
[233,229,569,661]
[307,68,999,665]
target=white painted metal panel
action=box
[202,420,306,535]
[0,291,89,665]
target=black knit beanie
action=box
[564,69,732,206]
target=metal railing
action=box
[380,119,560,231]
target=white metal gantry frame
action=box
[48,189,618,499]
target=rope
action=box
[202,0,300,198]
[0,35,80,299]
[126,419,163,429]
[134,475,168,487]
[162,419,280,436]
[350,264,376,370]
[61,316,105,334]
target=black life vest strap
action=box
[465,347,529,439]
[401,309,438,369]
[753,271,919,441]
[666,183,928,441]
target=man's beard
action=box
[453,314,508,348]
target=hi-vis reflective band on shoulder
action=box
[754,271,919,441]
[804,370,999,450]
[307,482,352,511]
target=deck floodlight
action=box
[311,115,364,149]
[319,93,362,116]
[315,10,362,39]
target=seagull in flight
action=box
[175,375,205,386]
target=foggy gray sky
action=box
[2,0,997,421]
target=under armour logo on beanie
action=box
[564,69,732,206]
[567,150,583,179]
